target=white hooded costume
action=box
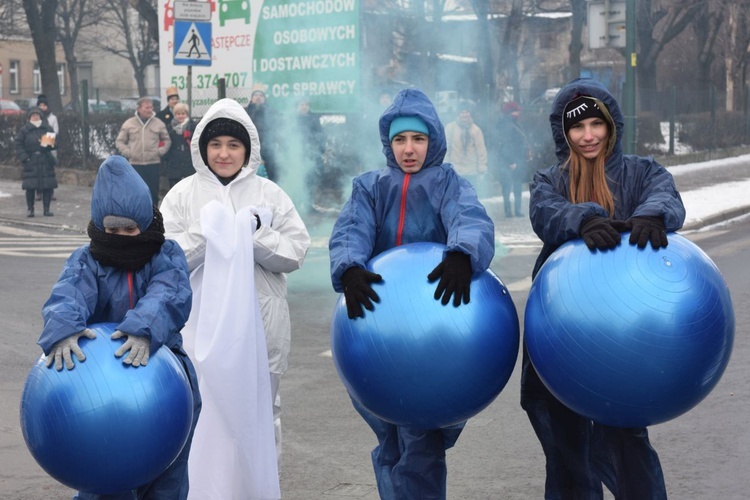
[161,98,310,499]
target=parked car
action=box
[0,99,24,116]
[63,99,125,114]
[14,98,38,111]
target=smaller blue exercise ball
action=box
[524,233,734,427]
[20,323,193,494]
[331,242,520,429]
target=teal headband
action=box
[389,116,429,141]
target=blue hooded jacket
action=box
[529,78,686,277]
[522,79,687,402]
[39,155,192,355]
[329,89,495,291]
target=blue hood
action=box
[91,155,154,231]
[378,89,447,170]
[549,78,623,163]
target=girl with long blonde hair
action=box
[523,78,686,499]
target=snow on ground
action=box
[668,153,750,175]
[680,179,750,225]
[1,153,748,246]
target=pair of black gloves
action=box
[341,251,472,319]
[580,215,668,251]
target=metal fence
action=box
[3,82,750,175]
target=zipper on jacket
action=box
[396,173,411,246]
[127,271,135,309]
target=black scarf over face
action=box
[88,207,166,270]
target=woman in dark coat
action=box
[15,107,58,217]
[164,102,196,188]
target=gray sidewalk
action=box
[2,152,750,237]
[0,181,92,234]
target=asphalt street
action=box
[0,154,748,499]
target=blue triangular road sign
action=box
[174,21,212,66]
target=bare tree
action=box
[470,0,494,102]
[22,0,63,111]
[691,3,723,94]
[494,0,525,99]
[567,0,586,81]
[56,0,102,111]
[0,0,29,38]
[87,0,158,96]
[719,0,750,111]
[128,0,158,44]
[636,0,702,111]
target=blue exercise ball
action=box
[20,322,193,494]
[524,233,734,427]
[331,242,520,429]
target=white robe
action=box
[183,201,280,500]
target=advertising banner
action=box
[159,0,361,115]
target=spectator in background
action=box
[493,101,529,217]
[165,102,196,188]
[280,95,328,210]
[444,103,488,193]
[245,83,280,181]
[157,86,180,126]
[116,97,171,203]
[36,94,58,135]
[295,95,327,174]
[36,94,59,201]
[15,107,57,217]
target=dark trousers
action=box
[521,344,667,499]
[501,179,524,216]
[26,188,52,212]
[352,398,463,500]
[132,163,161,204]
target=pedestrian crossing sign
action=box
[174,20,212,66]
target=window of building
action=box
[9,60,19,94]
[33,62,41,94]
[31,62,68,95]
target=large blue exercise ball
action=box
[20,322,193,494]
[331,242,520,429]
[524,233,734,427]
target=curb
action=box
[0,216,87,234]
[4,207,749,237]
[681,205,750,231]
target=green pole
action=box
[669,86,675,155]
[218,77,226,99]
[81,80,90,170]
[623,0,637,154]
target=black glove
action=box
[427,251,473,306]
[628,216,668,249]
[580,216,631,251]
[341,267,383,319]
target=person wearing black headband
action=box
[522,78,686,498]
[38,155,200,499]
